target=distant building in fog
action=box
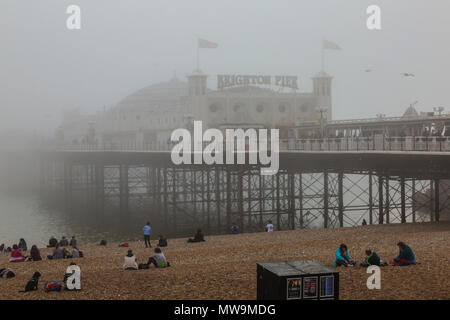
[58,68,333,145]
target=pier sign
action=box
[217,74,298,90]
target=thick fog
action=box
[0,0,449,136]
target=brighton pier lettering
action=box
[217,74,298,90]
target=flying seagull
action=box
[402,73,415,77]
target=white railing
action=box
[56,136,450,153]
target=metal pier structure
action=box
[39,141,450,236]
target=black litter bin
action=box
[257,260,339,300]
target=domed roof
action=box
[115,77,188,112]
[403,105,419,117]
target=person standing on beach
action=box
[143,222,152,248]
[231,222,239,234]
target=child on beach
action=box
[333,244,356,267]
[147,247,170,268]
[360,249,381,267]
[123,250,138,270]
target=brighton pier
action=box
[31,69,450,236]
[38,131,450,237]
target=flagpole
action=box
[196,38,200,71]
[321,39,324,71]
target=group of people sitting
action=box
[46,235,82,260]
[47,236,77,248]
[334,241,416,267]
[1,239,43,263]
[123,247,170,270]
[0,235,84,263]
[0,238,28,255]
[47,243,83,260]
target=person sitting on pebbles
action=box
[123,249,138,270]
[187,229,205,243]
[391,241,416,266]
[333,243,356,267]
[48,243,64,260]
[360,249,383,267]
[158,235,168,247]
[9,244,26,263]
[147,247,170,268]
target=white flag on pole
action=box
[323,39,341,50]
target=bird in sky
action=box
[402,73,415,77]
[364,69,371,72]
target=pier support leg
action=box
[323,172,329,228]
[401,177,406,223]
[385,176,390,224]
[369,172,373,224]
[64,162,72,214]
[215,168,221,233]
[238,168,244,232]
[412,179,416,223]
[95,163,104,220]
[226,169,232,230]
[163,168,168,231]
[434,179,440,222]
[378,175,384,224]
[119,164,129,222]
[172,168,177,232]
[299,173,303,229]
[276,173,281,230]
[289,172,295,230]
[338,172,344,227]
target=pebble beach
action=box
[0,221,449,300]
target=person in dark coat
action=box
[187,229,205,243]
[392,242,416,266]
[360,249,381,267]
[158,235,168,247]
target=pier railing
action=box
[57,136,450,152]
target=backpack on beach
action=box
[0,268,15,278]
[138,263,149,269]
[44,281,63,292]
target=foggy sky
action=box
[1,0,449,135]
